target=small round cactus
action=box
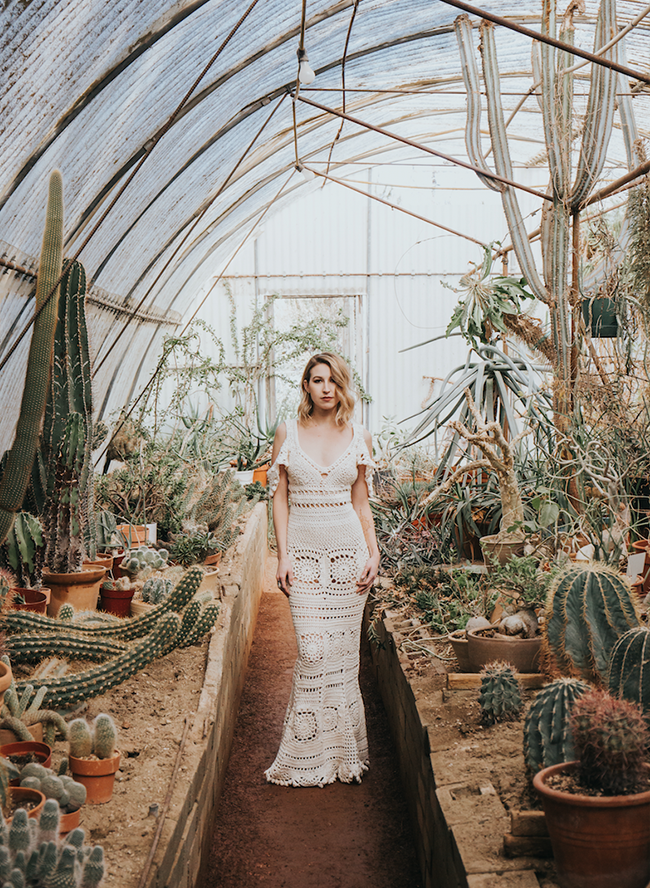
[478,661,523,725]
[571,688,650,796]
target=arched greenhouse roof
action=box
[1,0,649,445]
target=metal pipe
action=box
[584,157,650,206]
[437,0,650,85]
[295,93,553,201]
[302,165,487,245]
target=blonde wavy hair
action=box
[297,353,356,426]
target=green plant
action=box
[0,513,45,590]
[69,714,117,760]
[607,627,650,722]
[0,800,105,886]
[544,562,640,682]
[168,531,220,567]
[141,577,173,604]
[478,661,523,725]
[0,172,63,547]
[0,662,68,746]
[43,412,86,573]
[395,565,490,633]
[570,688,650,796]
[120,545,168,577]
[94,511,121,552]
[188,470,246,552]
[524,677,591,774]
[486,554,557,611]
[18,763,86,811]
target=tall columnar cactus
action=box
[524,677,591,774]
[607,626,650,722]
[0,172,63,546]
[0,800,104,887]
[14,612,182,708]
[6,565,203,642]
[92,714,117,759]
[478,661,523,725]
[0,512,45,589]
[544,562,639,682]
[68,720,93,759]
[455,0,636,422]
[571,688,649,795]
[8,633,128,664]
[32,257,97,563]
[43,412,86,573]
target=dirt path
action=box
[205,559,423,888]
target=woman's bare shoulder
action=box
[273,421,288,445]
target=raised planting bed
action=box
[363,597,561,888]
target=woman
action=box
[265,352,380,787]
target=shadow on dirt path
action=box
[205,557,423,888]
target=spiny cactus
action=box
[607,626,650,723]
[18,764,86,811]
[0,665,68,746]
[5,566,203,642]
[7,634,128,666]
[67,721,92,759]
[43,413,86,574]
[180,602,220,648]
[544,562,639,682]
[141,577,172,605]
[14,612,182,709]
[0,799,104,887]
[524,677,591,774]
[571,688,650,796]
[92,715,116,760]
[57,603,75,623]
[478,661,523,725]
[121,546,168,578]
[0,172,63,547]
[0,513,45,591]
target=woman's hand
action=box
[276,557,294,597]
[356,553,380,594]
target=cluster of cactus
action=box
[94,511,120,553]
[571,688,650,796]
[544,562,639,683]
[0,800,104,887]
[121,546,168,577]
[189,471,245,554]
[0,513,45,590]
[478,661,523,725]
[0,172,63,548]
[14,763,86,812]
[0,663,68,746]
[141,577,173,604]
[607,626,650,723]
[524,677,591,774]
[69,714,117,761]
[42,413,86,574]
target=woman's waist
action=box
[289,487,352,508]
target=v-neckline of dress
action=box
[295,420,355,472]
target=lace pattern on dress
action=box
[267,434,290,497]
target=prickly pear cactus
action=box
[478,661,523,725]
[524,677,591,774]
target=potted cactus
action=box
[13,761,86,834]
[533,689,650,888]
[67,714,119,804]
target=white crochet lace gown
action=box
[265,418,376,787]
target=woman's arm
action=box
[271,423,293,596]
[351,428,380,594]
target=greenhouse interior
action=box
[1,0,650,887]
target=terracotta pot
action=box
[0,722,43,746]
[534,761,650,888]
[84,552,114,572]
[252,463,270,486]
[69,751,120,804]
[43,567,106,617]
[0,660,12,711]
[479,534,525,569]
[10,587,48,613]
[466,627,542,673]
[448,629,471,672]
[130,599,153,617]
[117,525,148,546]
[6,786,46,824]
[204,551,222,567]
[100,585,134,617]
[112,550,126,579]
[59,806,81,835]
[0,740,52,774]
[631,540,650,594]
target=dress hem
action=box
[264,759,369,788]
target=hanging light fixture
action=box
[297,47,316,85]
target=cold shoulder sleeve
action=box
[267,437,290,497]
[355,425,377,497]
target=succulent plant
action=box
[121,546,168,578]
[478,661,523,725]
[607,626,650,723]
[141,577,172,605]
[544,562,639,682]
[18,764,86,811]
[524,677,591,774]
[0,513,45,591]
[0,800,104,886]
[571,688,650,796]
[0,663,68,746]
[69,714,117,762]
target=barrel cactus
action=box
[607,626,650,722]
[478,661,523,725]
[571,688,649,796]
[524,677,591,774]
[544,562,639,682]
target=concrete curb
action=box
[143,502,267,888]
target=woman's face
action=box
[304,363,339,411]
